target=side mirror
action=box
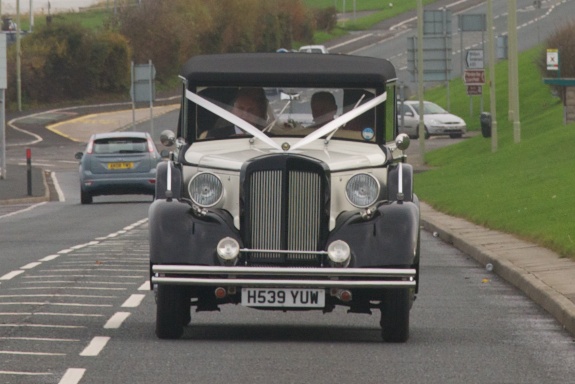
[74,152,83,160]
[395,133,410,151]
[160,130,176,147]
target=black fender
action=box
[387,162,413,202]
[328,197,420,268]
[155,161,183,200]
[148,199,241,266]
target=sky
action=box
[1,0,105,14]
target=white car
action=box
[397,100,466,139]
[298,45,329,54]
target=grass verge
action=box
[415,45,575,259]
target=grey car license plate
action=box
[241,288,325,308]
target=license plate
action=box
[241,288,325,308]
[108,162,134,170]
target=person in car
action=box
[309,91,337,128]
[207,87,269,138]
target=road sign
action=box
[465,49,484,69]
[466,85,482,96]
[464,69,485,85]
[547,49,559,71]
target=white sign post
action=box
[546,49,559,71]
[466,49,484,69]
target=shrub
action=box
[537,21,575,102]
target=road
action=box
[2,1,575,383]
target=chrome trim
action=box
[152,276,415,288]
[152,265,416,288]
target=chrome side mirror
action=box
[160,130,176,147]
[395,133,410,151]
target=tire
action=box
[424,127,430,139]
[156,285,186,339]
[80,189,92,204]
[380,288,411,343]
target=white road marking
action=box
[39,254,60,261]
[58,368,86,384]
[0,350,65,356]
[0,202,47,219]
[21,262,41,270]
[138,281,150,290]
[80,336,110,356]
[0,270,25,280]
[104,312,131,329]
[122,294,145,307]
[51,171,66,202]
[0,370,53,376]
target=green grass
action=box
[415,45,575,259]
[307,0,437,44]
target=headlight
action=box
[327,240,351,267]
[345,173,380,208]
[188,172,223,207]
[217,237,240,264]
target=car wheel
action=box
[424,127,430,140]
[80,189,92,204]
[380,288,411,343]
[156,285,186,339]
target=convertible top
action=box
[180,53,397,89]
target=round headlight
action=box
[345,173,380,208]
[327,240,351,267]
[188,172,223,207]
[217,237,240,262]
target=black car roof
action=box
[180,53,397,89]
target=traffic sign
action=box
[464,69,485,85]
[466,85,482,96]
[465,49,484,69]
[547,49,559,71]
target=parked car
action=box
[75,131,163,204]
[298,44,329,54]
[151,53,420,342]
[397,100,466,139]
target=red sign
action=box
[464,69,485,85]
[467,85,482,96]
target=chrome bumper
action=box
[152,265,416,288]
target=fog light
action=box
[327,240,351,267]
[217,237,240,264]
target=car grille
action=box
[242,155,329,266]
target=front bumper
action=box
[152,265,416,289]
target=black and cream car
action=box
[151,53,420,342]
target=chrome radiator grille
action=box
[244,157,327,266]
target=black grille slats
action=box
[242,155,329,266]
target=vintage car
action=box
[151,53,420,342]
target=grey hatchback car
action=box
[75,132,162,204]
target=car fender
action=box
[328,198,420,268]
[149,199,241,266]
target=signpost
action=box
[465,49,484,69]
[546,49,559,72]
[464,69,486,85]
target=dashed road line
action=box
[80,336,110,357]
[104,312,131,329]
[122,294,146,307]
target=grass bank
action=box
[415,45,575,259]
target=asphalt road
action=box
[2,1,575,382]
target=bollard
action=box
[26,148,32,196]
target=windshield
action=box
[190,87,380,143]
[411,102,447,115]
